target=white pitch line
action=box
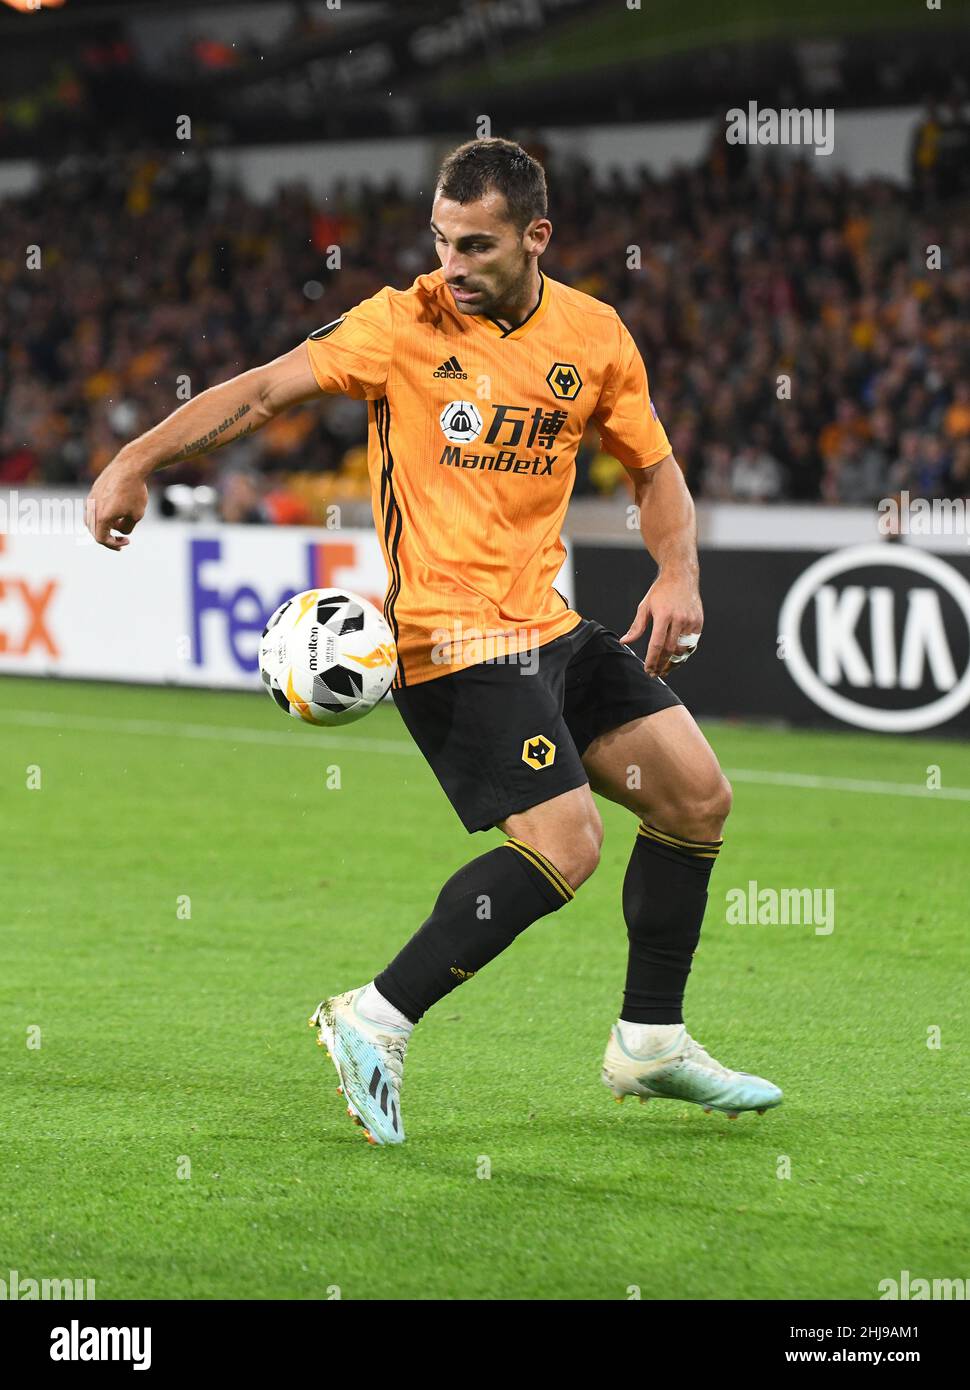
[723,767,970,802]
[1,707,968,801]
[0,707,417,757]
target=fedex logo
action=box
[190,537,380,673]
[0,536,59,658]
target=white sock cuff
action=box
[617,1019,685,1056]
[359,982,414,1033]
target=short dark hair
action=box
[435,138,547,231]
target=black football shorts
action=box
[391,617,682,833]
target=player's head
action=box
[431,138,552,317]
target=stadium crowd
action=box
[1,128,968,524]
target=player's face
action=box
[431,190,543,318]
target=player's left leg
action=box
[570,668,782,1117]
[584,704,730,1021]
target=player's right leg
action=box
[309,625,601,1145]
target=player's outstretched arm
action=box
[620,453,704,677]
[85,344,321,551]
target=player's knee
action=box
[691,773,732,842]
[535,808,602,890]
[713,773,733,830]
[572,810,604,886]
[657,772,732,844]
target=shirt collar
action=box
[469,270,550,340]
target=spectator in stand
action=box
[698,443,734,502]
[913,435,951,498]
[936,95,970,200]
[818,398,870,466]
[946,440,970,499]
[911,100,943,207]
[777,423,823,501]
[218,466,269,524]
[822,433,889,505]
[730,424,787,502]
[889,430,924,496]
[0,428,37,484]
[890,431,952,500]
[944,381,970,441]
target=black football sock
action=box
[375,839,574,1023]
[620,821,723,1026]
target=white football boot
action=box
[602,1021,782,1118]
[309,987,408,1145]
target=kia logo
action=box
[778,544,970,733]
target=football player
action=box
[87,139,781,1144]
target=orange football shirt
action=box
[304,267,671,686]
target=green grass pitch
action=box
[1,675,967,1301]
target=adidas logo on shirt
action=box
[433,356,468,380]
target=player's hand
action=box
[85,457,149,551]
[621,571,703,678]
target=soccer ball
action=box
[258,588,397,726]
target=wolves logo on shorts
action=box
[522,735,556,769]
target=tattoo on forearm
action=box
[161,402,255,465]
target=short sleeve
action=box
[592,318,671,470]
[304,288,393,400]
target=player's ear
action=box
[526,217,552,254]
